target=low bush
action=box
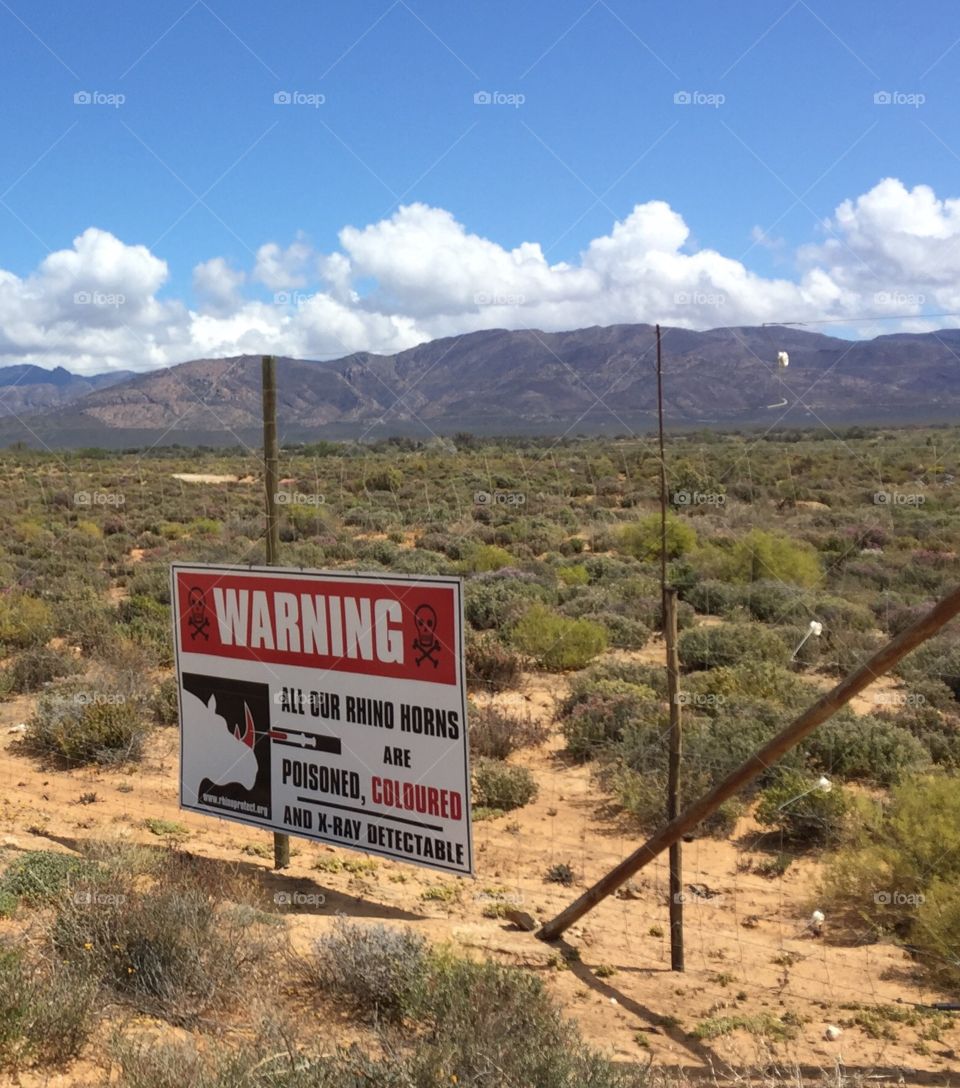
[0,594,54,649]
[468,703,547,760]
[464,572,553,631]
[465,629,522,692]
[306,918,427,1023]
[755,769,849,845]
[52,849,278,1024]
[678,624,789,671]
[0,645,79,695]
[578,611,650,650]
[821,774,960,988]
[558,681,659,761]
[0,947,97,1069]
[24,687,149,766]
[460,543,515,574]
[409,954,640,1088]
[111,943,644,1088]
[618,513,697,561]
[151,675,179,726]
[804,713,929,786]
[682,579,740,616]
[511,603,607,671]
[472,758,538,811]
[0,850,99,911]
[569,659,669,698]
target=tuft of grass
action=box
[693,1012,798,1041]
[143,818,189,839]
[544,862,576,886]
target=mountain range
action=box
[1,324,958,447]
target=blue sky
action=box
[2,0,959,371]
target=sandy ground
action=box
[0,664,957,1086]
[171,474,254,485]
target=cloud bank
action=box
[1,177,958,374]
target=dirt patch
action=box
[171,473,244,484]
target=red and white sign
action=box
[171,564,472,875]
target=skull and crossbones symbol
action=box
[412,603,440,668]
[187,586,210,641]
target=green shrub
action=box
[804,713,929,785]
[619,513,697,561]
[557,564,589,586]
[578,611,650,650]
[461,544,515,574]
[24,688,149,765]
[0,595,54,649]
[678,624,789,671]
[710,530,822,587]
[511,604,607,671]
[0,850,98,909]
[569,659,669,698]
[821,774,960,987]
[683,579,740,617]
[896,636,960,698]
[755,770,848,845]
[740,581,809,623]
[684,660,813,707]
[464,574,552,630]
[472,758,538,811]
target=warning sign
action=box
[171,564,472,875]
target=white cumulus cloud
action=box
[1,178,960,375]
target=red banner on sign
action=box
[175,569,458,686]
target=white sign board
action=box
[171,564,472,875]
